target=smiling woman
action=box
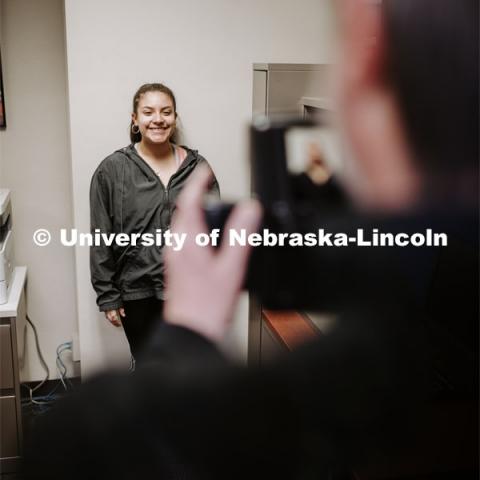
[89,82,220,360]
[130,84,183,186]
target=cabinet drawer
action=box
[0,396,19,459]
[0,325,14,389]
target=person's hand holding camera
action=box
[164,166,262,343]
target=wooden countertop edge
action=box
[262,309,319,351]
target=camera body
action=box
[204,116,346,309]
[205,116,321,230]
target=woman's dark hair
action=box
[130,83,179,144]
[383,0,478,174]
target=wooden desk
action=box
[252,306,335,364]
[263,310,317,350]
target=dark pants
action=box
[122,297,164,360]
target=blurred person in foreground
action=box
[26,0,478,478]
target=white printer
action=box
[0,189,14,304]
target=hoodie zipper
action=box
[163,146,191,202]
[131,144,193,201]
[164,165,178,203]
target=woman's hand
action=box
[105,308,125,327]
[164,166,262,343]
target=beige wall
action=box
[0,0,3,179]
[64,0,336,377]
[0,0,78,381]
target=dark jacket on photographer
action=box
[27,207,478,480]
[90,144,220,312]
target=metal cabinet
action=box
[249,63,331,365]
[252,63,331,117]
[0,267,27,474]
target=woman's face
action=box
[132,91,176,145]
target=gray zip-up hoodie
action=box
[90,144,220,312]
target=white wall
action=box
[0,0,78,381]
[64,0,336,377]
[0,0,3,179]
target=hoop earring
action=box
[131,124,140,134]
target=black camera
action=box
[205,116,347,308]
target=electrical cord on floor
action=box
[20,316,79,417]
[56,342,74,390]
[21,314,50,406]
